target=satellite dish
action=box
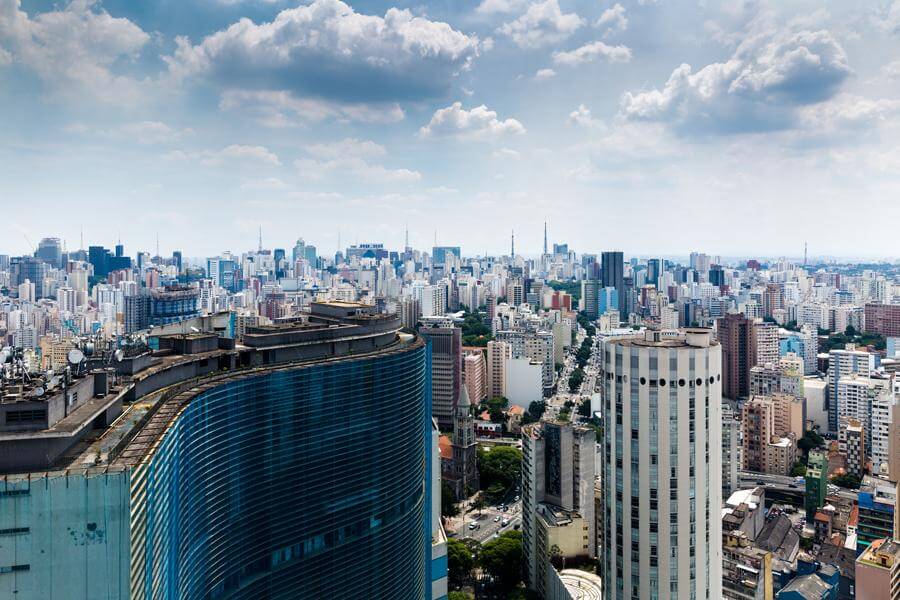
[49,376,61,389]
[67,349,85,365]
[83,342,95,357]
[190,327,200,333]
[114,349,124,362]
[32,387,45,398]
[0,349,10,364]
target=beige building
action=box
[486,340,511,400]
[742,395,801,475]
[764,437,797,477]
[855,537,900,600]
[463,350,487,404]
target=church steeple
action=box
[454,385,475,450]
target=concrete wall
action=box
[505,358,543,409]
[0,469,131,600]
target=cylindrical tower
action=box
[599,328,722,600]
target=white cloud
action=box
[305,138,386,159]
[295,156,420,183]
[0,0,150,100]
[497,0,584,49]
[167,144,281,167]
[534,68,556,80]
[553,41,632,66]
[240,177,288,191]
[493,147,521,158]
[295,138,420,183]
[219,90,404,127]
[567,104,605,129]
[595,3,627,37]
[873,0,900,35]
[882,59,900,80]
[798,95,900,133]
[476,0,528,15]
[419,102,526,140]
[619,27,852,134]
[165,0,480,115]
[114,121,192,145]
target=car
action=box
[500,505,508,512]
[501,518,510,527]
[514,495,520,501]
[494,516,501,522]
[468,523,477,530]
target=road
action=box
[449,499,523,543]
[739,470,858,503]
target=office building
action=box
[463,350,487,403]
[522,421,596,597]
[866,303,900,338]
[419,324,462,429]
[718,312,752,400]
[601,251,624,316]
[828,345,876,433]
[858,486,896,554]
[599,328,722,599]
[11,256,48,299]
[36,237,63,269]
[432,246,461,267]
[486,340,511,400]
[839,418,865,479]
[722,403,740,498]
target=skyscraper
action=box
[522,420,596,596]
[36,237,63,268]
[419,324,462,428]
[718,312,752,400]
[601,251,625,316]
[599,328,723,599]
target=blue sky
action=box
[2,0,899,259]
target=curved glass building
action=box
[0,302,445,600]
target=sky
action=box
[1,0,900,260]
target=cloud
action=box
[240,177,287,191]
[419,102,526,139]
[492,147,521,158]
[873,0,900,35]
[295,138,420,183]
[797,94,900,134]
[534,68,556,80]
[305,138,386,159]
[882,59,900,80]
[476,0,527,15]
[567,104,605,129]
[497,0,583,49]
[0,0,150,100]
[619,27,852,134]
[595,3,627,37]
[109,121,192,145]
[219,90,404,127]
[167,144,281,167]
[164,0,480,115]
[553,41,632,66]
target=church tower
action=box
[451,385,479,498]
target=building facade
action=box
[599,328,723,600]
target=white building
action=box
[599,328,722,599]
[505,357,543,409]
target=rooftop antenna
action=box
[804,242,808,267]
[337,228,341,254]
[511,229,515,258]
[156,232,160,258]
[543,221,548,256]
[405,223,409,250]
[258,226,262,253]
[80,226,84,251]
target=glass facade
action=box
[132,343,430,599]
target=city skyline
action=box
[3,0,900,257]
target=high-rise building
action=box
[601,251,624,317]
[463,350,487,403]
[0,302,444,599]
[718,313,752,400]
[11,256,48,299]
[432,246,461,266]
[582,279,600,319]
[599,328,722,600]
[399,296,421,329]
[866,303,900,338]
[486,340,511,400]
[750,320,779,368]
[419,324,462,429]
[805,450,829,520]
[828,345,875,433]
[36,237,63,268]
[855,538,900,600]
[722,403,740,498]
[522,420,596,597]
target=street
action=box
[447,499,523,543]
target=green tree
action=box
[477,446,523,491]
[790,461,807,477]
[442,482,460,517]
[797,429,825,456]
[527,401,546,420]
[830,473,862,489]
[577,399,592,417]
[472,494,487,516]
[479,530,524,591]
[447,538,475,589]
[448,592,473,600]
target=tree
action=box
[790,461,807,477]
[447,538,475,589]
[442,482,460,517]
[479,530,523,591]
[797,429,825,456]
[830,473,861,489]
[472,494,487,516]
[577,399,592,417]
[448,593,473,600]
[478,446,522,491]
[527,401,546,420]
